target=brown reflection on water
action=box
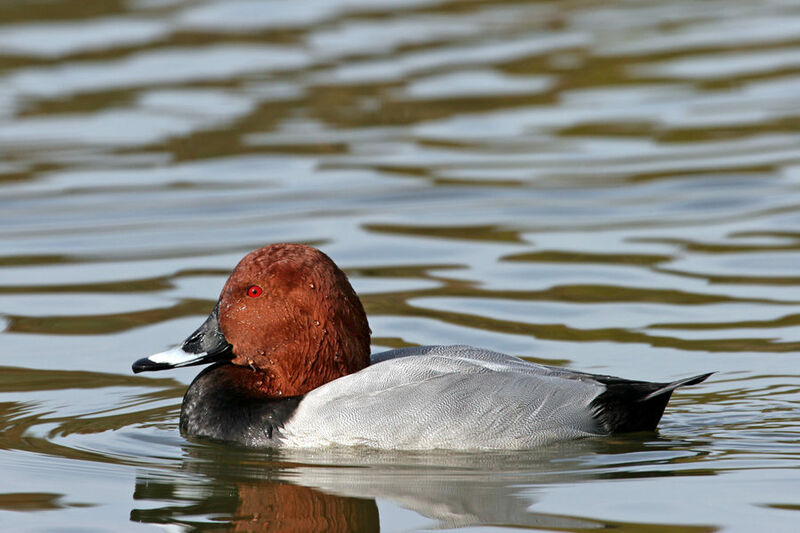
[131,477,379,533]
[0,492,90,512]
[231,483,377,533]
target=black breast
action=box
[179,363,303,447]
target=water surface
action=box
[1,0,800,531]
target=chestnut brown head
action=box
[133,244,371,397]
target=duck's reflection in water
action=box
[131,472,377,531]
[131,437,699,531]
[233,482,378,532]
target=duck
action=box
[132,243,711,449]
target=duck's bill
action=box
[132,302,233,373]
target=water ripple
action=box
[1,0,800,531]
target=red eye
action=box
[247,285,262,298]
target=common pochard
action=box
[132,243,711,449]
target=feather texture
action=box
[281,345,607,449]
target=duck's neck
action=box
[226,316,372,397]
[249,343,370,398]
[180,363,303,447]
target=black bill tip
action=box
[132,357,175,374]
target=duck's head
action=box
[132,243,371,396]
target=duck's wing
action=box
[280,345,607,449]
[372,346,713,436]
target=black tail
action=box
[591,372,713,434]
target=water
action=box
[1,0,800,531]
